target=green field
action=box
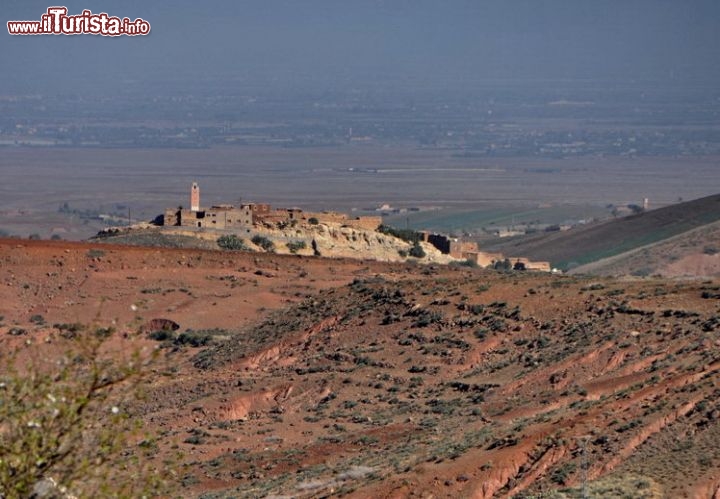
[384,204,611,234]
[484,193,720,270]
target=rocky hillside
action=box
[170,271,720,498]
[2,239,719,498]
[95,221,456,264]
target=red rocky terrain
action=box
[1,238,719,498]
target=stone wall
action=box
[344,216,383,231]
[427,233,452,254]
[164,208,180,226]
[510,258,552,272]
[202,206,253,229]
[164,206,252,229]
[463,251,504,267]
[165,185,380,233]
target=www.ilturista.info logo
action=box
[7,7,151,36]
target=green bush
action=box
[493,258,512,271]
[287,240,307,254]
[251,235,275,252]
[378,225,422,243]
[409,241,426,258]
[148,330,175,342]
[450,259,478,268]
[217,234,250,251]
[29,314,45,325]
[550,462,576,485]
[175,331,214,347]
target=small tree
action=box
[307,217,319,225]
[0,329,169,498]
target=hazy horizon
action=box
[3,0,720,96]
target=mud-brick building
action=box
[253,206,305,225]
[163,182,382,231]
[508,258,551,272]
[345,215,383,231]
[420,230,550,271]
[252,206,381,230]
[163,182,254,230]
[463,250,505,267]
[164,204,254,229]
[421,232,477,258]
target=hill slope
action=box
[2,239,720,498]
[175,272,720,498]
[483,193,720,271]
[571,219,720,278]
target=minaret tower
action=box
[191,182,200,212]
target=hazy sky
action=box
[3,0,720,95]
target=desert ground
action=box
[2,238,719,498]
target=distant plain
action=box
[1,145,718,239]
